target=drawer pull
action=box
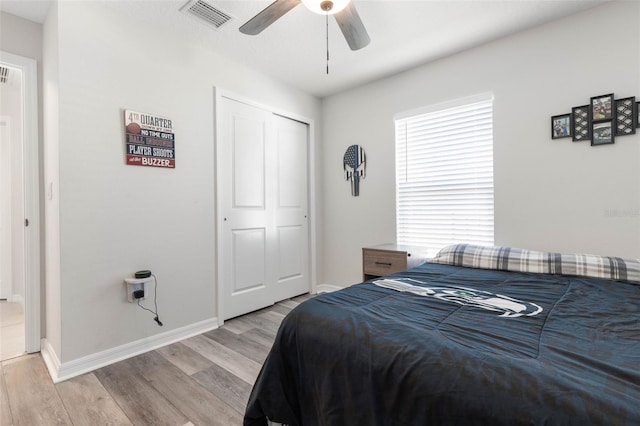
[375,261,393,267]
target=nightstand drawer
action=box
[362,244,429,281]
[363,250,407,277]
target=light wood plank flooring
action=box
[0,301,26,361]
[0,294,314,426]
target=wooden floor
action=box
[0,294,314,426]
[0,301,26,361]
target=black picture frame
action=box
[591,120,614,146]
[572,105,591,141]
[591,93,614,121]
[637,101,640,128]
[614,97,636,136]
[551,113,572,139]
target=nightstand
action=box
[362,244,429,281]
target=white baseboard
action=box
[41,317,219,383]
[316,283,344,293]
[40,339,61,379]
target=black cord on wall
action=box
[136,274,163,326]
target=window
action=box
[395,93,494,256]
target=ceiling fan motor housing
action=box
[239,0,370,51]
[320,1,334,12]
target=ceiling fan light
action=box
[302,0,351,15]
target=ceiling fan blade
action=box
[334,1,370,51]
[239,0,301,35]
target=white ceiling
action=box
[1,0,607,97]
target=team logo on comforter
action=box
[374,278,543,318]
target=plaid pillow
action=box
[429,244,640,284]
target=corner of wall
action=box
[42,0,62,358]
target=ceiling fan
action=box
[239,0,370,51]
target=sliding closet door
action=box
[271,114,309,303]
[218,97,309,320]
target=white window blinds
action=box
[395,94,494,255]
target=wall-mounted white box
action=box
[124,277,151,303]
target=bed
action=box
[244,244,640,425]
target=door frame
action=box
[214,88,317,325]
[0,51,41,353]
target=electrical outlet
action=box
[124,278,150,303]
[129,283,145,302]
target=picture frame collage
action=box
[551,93,639,146]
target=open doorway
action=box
[0,63,26,360]
[0,51,40,359]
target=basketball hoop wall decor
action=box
[343,144,366,196]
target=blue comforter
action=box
[244,263,640,425]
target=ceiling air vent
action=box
[0,67,8,84]
[181,0,233,30]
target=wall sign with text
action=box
[124,109,175,168]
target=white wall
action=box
[0,115,13,300]
[43,1,62,359]
[320,1,640,287]
[46,1,321,363]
